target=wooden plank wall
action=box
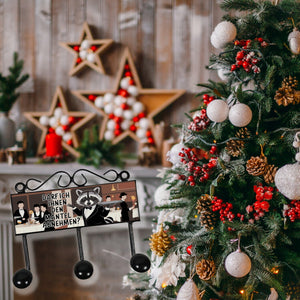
[0,0,222,154]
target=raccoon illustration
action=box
[72,187,113,226]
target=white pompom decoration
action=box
[49,116,59,128]
[60,115,69,126]
[288,28,300,55]
[218,68,230,81]
[80,39,90,50]
[211,21,237,49]
[121,120,131,131]
[104,103,114,114]
[103,93,115,103]
[120,77,131,89]
[114,107,124,117]
[123,110,134,120]
[104,130,115,141]
[225,249,251,278]
[79,50,88,60]
[206,99,229,123]
[139,118,150,129]
[39,115,49,126]
[133,102,144,115]
[86,52,95,63]
[275,163,300,200]
[55,126,65,136]
[167,143,186,166]
[228,103,252,127]
[154,184,171,206]
[63,132,72,142]
[128,85,139,96]
[107,119,116,131]
[176,279,200,300]
[114,96,125,106]
[127,97,136,106]
[54,107,63,119]
[95,96,104,108]
[136,128,147,139]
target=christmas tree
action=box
[126,0,300,299]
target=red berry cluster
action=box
[188,109,210,131]
[246,185,273,223]
[177,147,217,186]
[285,200,300,222]
[202,94,215,106]
[212,197,239,223]
[234,38,267,49]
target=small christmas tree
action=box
[127,1,300,299]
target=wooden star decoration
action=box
[60,22,113,76]
[24,86,96,157]
[72,47,185,147]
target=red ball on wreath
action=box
[124,71,132,77]
[88,94,96,101]
[73,45,80,52]
[130,125,137,132]
[76,58,82,64]
[90,45,97,52]
[118,89,129,98]
[68,116,76,124]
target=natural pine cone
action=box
[246,156,267,176]
[286,282,300,298]
[263,164,278,184]
[149,225,171,256]
[196,258,216,280]
[196,194,212,214]
[236,127,250,139]
[275,76,300,106]
[200,211,216,230]
[226,139,245,157]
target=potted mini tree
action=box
[0,52,29,148]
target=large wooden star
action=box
[60,22,113,76]
[24,86,95,157]
[72,47,185,146]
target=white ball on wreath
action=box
[55,126,65,137]
[104,103,114,114]
[133,102,144,115]
[107,119,116,131]
[103,93,115,103]
[95,96,104,108]
[275,163,300,200]
[167,142,186,166]
[63,132,72,142]
[121,120,131,131]
[39,115,49,126]
[120,77,131,90]
[80,39,90,50]
[206,99,229,123]
[114,95,125,106]
[211,21,237,49]
[54,107,63,119]
[79,50,88,60]
[128,85,139,96]
[288,28,300,55]
[114,107,124,117]
[224,249,251,278]
[228,103,252,127]
[139,118,150,129]
[60,115,69,126]
[136,128,147,139]
[127,97,136,106]
[123,110,134,120]
[218,68,230,81]
[104,130,115,141]
[86,52,95,63]
[49,116,59,128]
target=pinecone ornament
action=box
[286,282,300,299]
[149,225,171,256]
[236,127,250,139]
[196,194,212,213]
[275,76,300,106]
[246,156,267,176]
[263,164,278,184]
[200,211,216,229]
[196,258,216,280]
[226,139,244,157]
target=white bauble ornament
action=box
[49,116,59,128]
[39,115,49,126]
[136,128,147,139]
[60,115,69,126]
[54,107,63,119]
[123,110,134,120]
[104,103,114,114]
[104,130,115,141]
[55,126,65,136]
[79,50,88,60]
[120,77,130,90]
[103,93,115,103]
[218,68,230,81]
[211,31,226,49]
[95,96,104,108]
[139,118,150,129]
[114,107,124,117]
[206,99,229,123]
[127,97,136,106]
[80,39,90,50]
[212,21,237,48]
[275,163,300,200]
[107,119,116,131]
[114,95,125,106]
[121,120,130,131]
[228,103,252,127]
[225,249,251,278]
[63,132,72,142]
[288,28,300,55]
[128,85,139,96]
[176,279,200,300]
[86,52,95,63]
[167,143,186,166]
[132,102,144,115]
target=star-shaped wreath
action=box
[72,47,185,147]
[60,22,113,76]
[24,86,95,157]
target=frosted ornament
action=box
[128,85,139,97]
[136,128,147,139]
[104,130,114,141]
[49,116,59,128]
[54,107,63,119]
[124,110,134,120]
[288,28,300,55]
[212,21,237,47]
[228,103,252,127]
[80,39,90,50]
[210,31,225,49]
[104,103,114,114]
[107,119,116,131]
[63,132,72,142]
[139,118,150,129]
[133,102,144,115]
[79,50,88,60]
[60,115,69,126]
[167,142,186,166]
[127,97,136,106]
[120,77,131,90]
[95,96,104,108]
[55,126,65,136]
[103,93,115,103]
[206,99,229,123]
[218,68,229,81]
[114,107,124,117]
[39,115,49,126]
[224,249,251,278]
[121,120,130,131]
[176,279,200,300]
[86,52,95,63]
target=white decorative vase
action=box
[0,112,16,149]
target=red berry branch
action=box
[285,200,300,222]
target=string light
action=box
[240,289,245,294]
[271,267,279,274]
[161,282,167,289]
[194,215,198,218]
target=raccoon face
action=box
[76,187,102,208]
